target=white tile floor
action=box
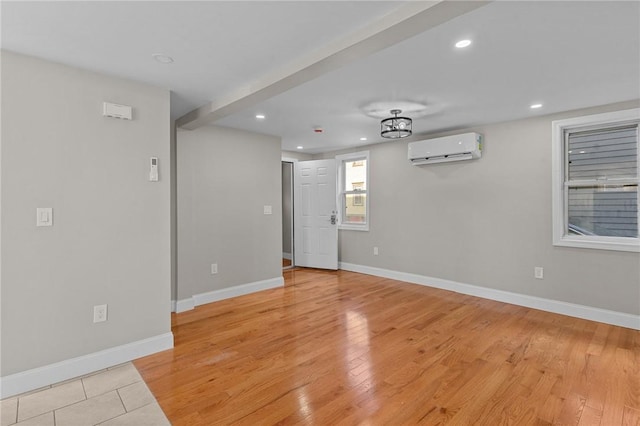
[0,363,170,426]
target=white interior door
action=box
[294,159,338,270]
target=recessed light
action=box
[455,39,472,48]
[530,103,543,109]
[255,114,265,119]
[297,146,303,150]
[360,137,367,141]
[152,53,174,64]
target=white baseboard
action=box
[0,332,174,399]
[282,252,292,260]
[175,277,285,313]
[175,297,194,313]
[339,262,640,330]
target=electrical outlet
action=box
[373,247,379,256]
[93,304,107,323]
[211,263,218,274]
[534,267,544,280]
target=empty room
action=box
[1,1,639,425]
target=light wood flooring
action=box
[135,268,640,425]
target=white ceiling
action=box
[3,1,639,153]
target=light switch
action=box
[534,267,544,279]
[36,208,53,227]
[263,205,272,215]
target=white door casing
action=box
[294,159,338,270]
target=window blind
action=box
[566,125,638,238]
[567,126,637,180]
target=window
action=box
[552,108,639,252]
[352,182,364,206]
[337,151,369,231]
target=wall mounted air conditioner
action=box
[408,132,483,165]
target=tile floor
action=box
[0,363,170,426]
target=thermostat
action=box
[149,157,159,181]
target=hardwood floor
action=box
[135,268,640,425]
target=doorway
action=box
[292,159,338,270]
[282,161,294,269]
[282,158,339,271]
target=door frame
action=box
[282,157,298,269]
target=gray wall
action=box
[319,101,640,315]
[1,51,172,375]
[177,125,282,300]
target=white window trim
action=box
[551,108,640,252]
[336,151,370,231]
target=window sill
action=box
[553,236,639,252]
[339,224,369,232]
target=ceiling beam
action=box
[177,1,491,130]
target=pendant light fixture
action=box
[380,109,412,139]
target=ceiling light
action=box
[297,146,303,150]
[530,103,543,109]
[381,109,412,139]
[255,114,265,119]
[360,137,367,141]
[152,53,174,64]
[455,39,472,48]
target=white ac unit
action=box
[408,132,483,165]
